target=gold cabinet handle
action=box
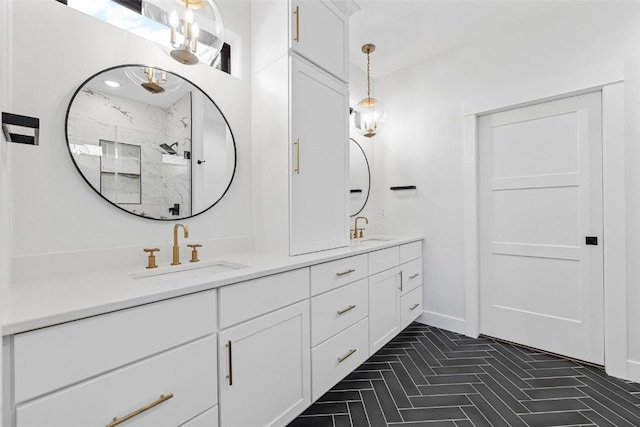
[226,340,233,386]
[294,138,300,174]
[338,349,357,363]
[399,271,404,292]
[294,5,300,42]
[107,393,174,427]
[410,303,420,311]
[336,269,355,277]
[337,305,356,315]
[410,273,420,279]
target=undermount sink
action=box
[351,237,394,246]
[130,260,247,281]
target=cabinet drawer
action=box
[310,254,367,296]
[17,335,217,427]
[181,406,218,427]
[14,291,217,403]
[311,318,369,401]
[400,241,422,264]
[401,287,423,329]
[368,246,400,275]
[219,268,309,329]
[311,279,368,346]
[401,258,423,296]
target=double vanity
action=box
[2,236,423,427]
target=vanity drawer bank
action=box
[2,236,423,427]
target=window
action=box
[56,0,231,74]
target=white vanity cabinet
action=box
[289,0,349,82]
[309,255,370,400]
[252,1,352,256]
[9,291,218,427]
[368,242,424,354]
[217,269,311,427]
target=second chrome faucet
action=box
[172,223,189,265]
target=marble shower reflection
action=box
[68,85,193,218]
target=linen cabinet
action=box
[252,0,355,256]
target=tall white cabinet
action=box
[252,0,355,256]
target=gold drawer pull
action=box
[410,303,420,311]
[336,269,355,277]
[107,393,174,427]
[294,138,301,174]
[294,5,300,42]
[410,273,420,279]
[337,349,357,363]
[337,305,356,315]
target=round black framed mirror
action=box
[65,64,236,220]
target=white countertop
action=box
[2,236,422,335]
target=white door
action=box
[479,92,604,364]
[218,301,310,427]
[369,267,401,354]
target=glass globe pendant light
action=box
[142,0,224,66]
[353,44,385,138]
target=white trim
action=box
[628,360,640,383]
[417,311,466,335]
[602,83,627,379]
[463,79,628,379]
[463,60,624,116]
[463,115,479,338]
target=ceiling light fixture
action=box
[353,44,385,138]
[141,67,168,94]
[104,80,121,88]
[142,0,224,66]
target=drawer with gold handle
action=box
[311,279,368,347]
[311,318,369,401]
[16,336,217,427]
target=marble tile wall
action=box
[67,88,192,219]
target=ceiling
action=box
[349,0,587,79]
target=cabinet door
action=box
[290,0,348,81]
[369,267,401,354]
[218,301,310,427]
[290,57,349,255]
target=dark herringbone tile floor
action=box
[289,323,640,427]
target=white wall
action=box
[0,0,11,423]
[6,0,252,282]
[372,2,640,369]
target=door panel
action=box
[290,57,349,255]
[479,92,603,364]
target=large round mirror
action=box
[350,138,371,217]
[65,64,236,220]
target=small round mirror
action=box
[65,65,236,220]
[350,138,371,217]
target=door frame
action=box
[463,74,627,378]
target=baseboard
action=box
[627,360,640,383]
[416,310,466,335]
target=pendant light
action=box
[142,0,224,66]
[353,44,385,138]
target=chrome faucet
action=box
[352,216,369,239]
[172,223,189,265]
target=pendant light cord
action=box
[366,50,371,100]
